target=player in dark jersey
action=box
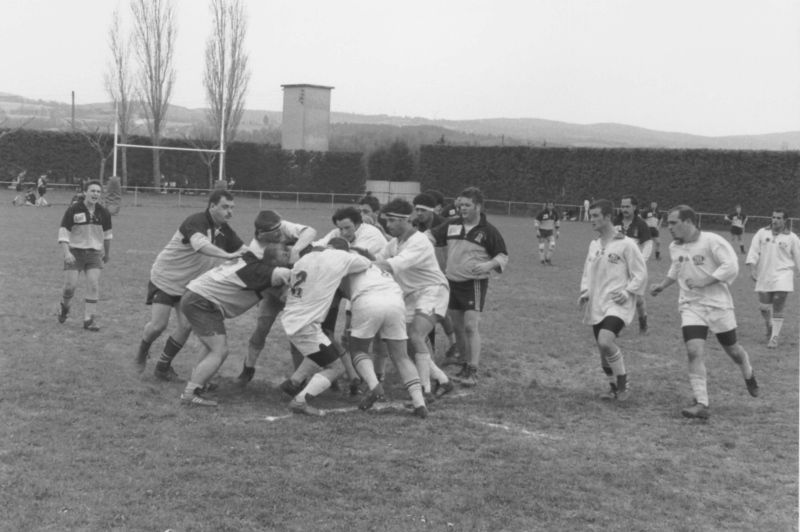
[724,205,748,255]
[613,195,652,333]
[534,201,560,265]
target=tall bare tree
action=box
[203,0,250,183]
[104,8,135,188]
[130,0,177,190]
[72,121,115,182]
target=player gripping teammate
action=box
[534,200,560,265]
[650,205,759,419]
[745,208,800,348]
[57,180,112,331]
[579,199,647,401]
[614,194,652,333]
[724,205,748,255]
[640,201,663,260]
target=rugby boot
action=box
[433,380,455,400]
[280,379,303,398]
[235,365,256,388]
[598,383,618,401]
[744,371,760,398]
[767,337,778,349]
[57,303,70,324]
[181,388,218,407]
[83,316,100,332]
[154,365,184,383]
[413,405,429,419]
[289,399,325,417]
[358,383,385,411]
[681,400,710,420]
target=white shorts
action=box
[404,284,449,323]
[680,304,737,334]
[288,323,331,356]
[351,293,408,341]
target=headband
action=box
[384,212,410,219]
[413,204,434,212]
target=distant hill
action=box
[1,91,798,151]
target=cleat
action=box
[540,260,545,265]
[202,381,219,392]
[639,316,648,334]
[765,324,772,340]
[598,384,618,401]
[745,372,760,398]
[280,379,303,398]
[181,388,218,407]
[349,377,365,397]
[433,380,455,400]
[681,400,710,420]
[375,373,384,383]
[83,316,100,332]
[358,383,385,411]
[154,365,184,383]
[134,350,149,373]
[545,259,552,266]
[615,388,631,402]
[458,368,478,388]
[413,405,429,418]
[444,343,459,360]
[236,365,256,387]
[767,337,778,349]
[423,392,437,404]
[289,399,325,416]
[452,363,469,379]
[57,303,70,324]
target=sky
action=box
[1,0,798,137]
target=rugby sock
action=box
[403,377,425,408]
[600,357,616,387]
[61,288,74,309]
[373,347,389,380]
[759,304,772,326]
[446,332,456,346]
[547,242,556,261]
[183,381,202,396]
[138,339,154,358]
[538,243,545,262]
[606,350,626,390]
[84,299,97,321]
[156,337,184,370]
[414,351,433,393]
[296,374,331,402]
[771,316,784,339]
[688,374,709,407]
[352,352,379,389]
[655,251,661,259]
[428,359,450,384]
[740,245,746,254]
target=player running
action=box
[614,194,652,333]
[650,205,759,420]
[579,199,647,401]
[535,200,560,265]
[640,201,663,260]
[745,208,800,348]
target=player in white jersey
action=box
[235,210,317,386]
[178,246,292,406]
[579,200,647,401]
[746,208,800,348]
[280,238,372,416]
[650,205,759,419]
[375,199,454,402]
[339,255,429,417]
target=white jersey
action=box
[340,263,404,303]
[280,249,371,335]
[667,231,738,310]
[314,223,387,256]
[746,227,800,292]
[580,233,648,325]
[248,220,311,259]
[376,230,449,296]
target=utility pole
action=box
[71,91,75,129]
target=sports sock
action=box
[759,304,772,325]
[61,289,74,309]
[352,352,379,389]
[771,316,784,339]
[156,337,184,369]
[446,332,456,346]
[538,243,545,262]
[740,245,746,254]
[600,355,616,386]
[688,374,709,406]
[183,381,202,396]
[138,339,153,358]
[404,377,425,408]
[296,373,331,402]
[606,350,626,389]
[414,351,433,393]
[428,359,450,384]
[655,251,660,259]
[84,299,97,321]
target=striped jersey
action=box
[726,212,747,228]
[640,209,662,229]
[535,209,560,231]
[58,201,112,251]
[430,213,509,282]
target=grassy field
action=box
[1,189,797,532]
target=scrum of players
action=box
[57,182,799,421]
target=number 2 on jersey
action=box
[290,271,308,298]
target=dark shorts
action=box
[38,187,47,196]
[146,280,182,307]
[180,290,226,337]
[682,325,737,347]
[592,316,626,340]
[730,226,743,236]
[648,227,659,238]
[448,278,488,312]
[538,229,554,239]
[64,248,104,271]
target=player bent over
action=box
[340,258,429,417]
[135,190,247,381]
[535,201,560,265]
[579,200,647,401]
[57,180,112,331]
[280,238,372,416]
[650,205,759,419]
[745,208,800,348]
[178,246,292,406]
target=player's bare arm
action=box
[102,239,111,264]
[60,242,76,266]
[290,227,317,264]
[649,277,676,296]
[197,243,246,261]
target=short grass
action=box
[1,189,797,532]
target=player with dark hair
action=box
[134,190,248,381]
[746,208,800,348]
[36,174,50,207]
[358,195,389,236]
[614,194,653,333]
[57,180,112,331]
[580,199,647,401]
[534,200,560,265]
[650,205,759,419]
[724,205,748,255]
[429,186,508,387]
[640,201,663,260]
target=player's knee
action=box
[758,303,772,314]
[549,241,556,250]
[538,243,545,251]
[61,287,75,299]
[248,339,266,351]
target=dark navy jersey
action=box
[613,214,652,245]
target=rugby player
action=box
[235,210,317,386]
[614,195,652,333]
[429,187,508,387]
[179,245,292,406]
[640,201,663,260]
[745,208,800,348]
[650,205,759,419]
[134,190,248,381]
[724,205,748,255]
[375,199,455,401]
[357,194,389,236]
[57,180,112,332]
[534,200,560,265]
[579,199,647,401]
[280,238,373,416]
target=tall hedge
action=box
[0,129,365,193]
[418,145,800,215]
